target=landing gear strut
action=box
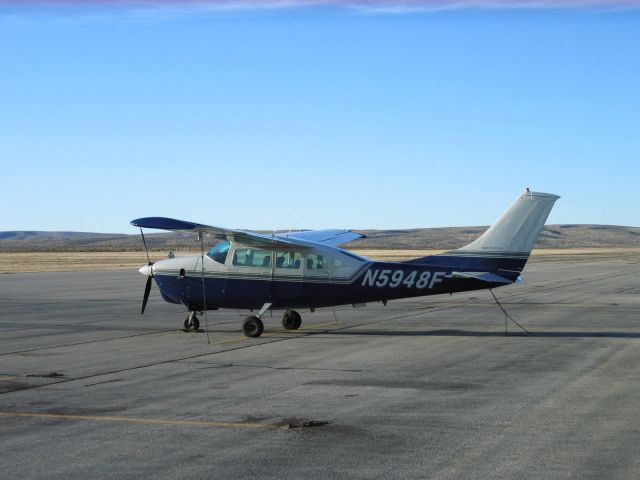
[282,310,302,330]
[183,312,200,331]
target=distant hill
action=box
[349,224,640,250]
[0,231,197,252]
[0,225,638,252]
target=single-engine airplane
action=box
[132,190,559,338]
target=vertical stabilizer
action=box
[454,190,560,256]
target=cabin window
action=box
[305,253,327,270]
[332,251,363,279]
[275,251,302,269]
[232,248,272,268]
[206,240,230,264]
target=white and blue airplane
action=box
[132,190,559,338]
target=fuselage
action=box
[148,239,519,311]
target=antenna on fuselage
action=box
[286,212,305,237]
[272,211,292,238]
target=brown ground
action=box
[1,248,639,274]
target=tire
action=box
[183,317,191,330]
[282,310,302,330]
[190,316,200,331]
[242,316,264,338]
[291,310,302,329]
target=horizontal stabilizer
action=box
[450,271,513,284]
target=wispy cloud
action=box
[2,0,639,25]
[4,0,640,8]
[350,1,640,14]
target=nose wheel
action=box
[183,312,200,331]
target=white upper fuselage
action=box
[148,238,369,282]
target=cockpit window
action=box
[207,240,230,264]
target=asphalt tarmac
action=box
[1,254,639,479]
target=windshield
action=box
[206,240,230,264]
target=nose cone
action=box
[138,264,153,277]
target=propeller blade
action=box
[140,228,151,264]
[141,275,153,315]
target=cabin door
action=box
[223,246,272,309]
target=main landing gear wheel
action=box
[183,313,200,331]
[281,310,302,330]
[242,316,264,338]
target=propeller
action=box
[139,228,154,315]
[141,274,153,315]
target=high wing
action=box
[284,229,365,247]
[130,217,310,250]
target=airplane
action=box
[131,190,559,338]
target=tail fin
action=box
[410,190,560,279]
[454,190,560,256]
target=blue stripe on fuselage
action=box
[406,253,527,282]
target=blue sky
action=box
[1,1,639,233]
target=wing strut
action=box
[199,232,211,345]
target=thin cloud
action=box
[350,1,640,14]
[3,0,640,9]
[1,0,639,25]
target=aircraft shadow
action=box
[319,329,640,339]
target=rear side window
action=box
[232,248,272,268]
[275,251,302,269]
[305,253,327,270]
